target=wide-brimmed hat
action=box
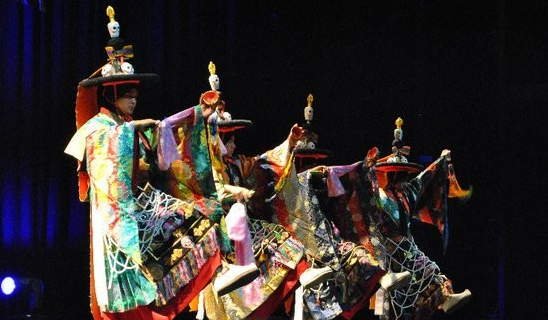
[293,94,331,160]
[74,6,159,129]
[216,100,253,133]
[205,62,252,133]
[217,119,253,133]
[372,117,423,187]
[374,162,423,174]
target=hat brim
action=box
[79,73,160,88]
[374,162,423,173]
[373,162,423,189]
[294,148,332,159]
[217,119,253,132]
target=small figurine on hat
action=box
[208,61,220,92]
[387,117,411,163]
[101,6,135,77]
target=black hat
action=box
[206,62,252,133]
[74,6,159,129]
[293,94,331,160]
[372,117,423,187]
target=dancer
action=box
[195,63,307,320]
[358,117,472,319]
[256,97,411,319]
[64,8,253,320]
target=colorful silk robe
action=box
[359,156,456,320]
[202,130,308,320]
[65,107,223,320]
[256,143,384,319]
[66,112,157,313]
[165,105,224,222]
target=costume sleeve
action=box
[237,154,259,180]
[65,121,102,161]
[166,106,223,221]
[411,155,451,249]
[406,155,448,209]
[86,120,142,265]
[156,107,196,170]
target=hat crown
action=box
[293,94,331,160]
[372,117,422,176]
[101,6,135,78]
[296,94,319,149]
[74,7,159,129]
[206,62,252,132]
[79,6,160,88]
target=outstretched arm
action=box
[132,118,160,131]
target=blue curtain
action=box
[0,0,239,252]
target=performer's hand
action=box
[200,104,214,119]
[224,185,255,202]
[441,149,451,161]
[240,188,255,202]
[310,165,328,175]
[133,119,160,131]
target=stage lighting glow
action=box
[1,275,45,318]
[1,276,16,296]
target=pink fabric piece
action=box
[156,107,195,170]
[225,202,262,305]
[326,161,362,197]
[156,121,179,171]
[165,106,195,128]
[225,202,255,264]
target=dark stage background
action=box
[0,1,545,320]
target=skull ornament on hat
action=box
[101,6,134,77]
[208,61,220,92]
[107,7,120,38]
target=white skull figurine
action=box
[209,74,220,91]
[394,128,403,142]
[108,21,120,38]
[304,105,313,122]
[222,111,232,121]
[121,62,134,75]
[101,63,115,77]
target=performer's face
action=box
[388,171,409,191]
[225,135,236,157]
[394,181,408,192]
[116,88,138,116]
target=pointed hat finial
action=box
[395,117,403,129]
[106,6,116,23]
[208,61,216,76]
